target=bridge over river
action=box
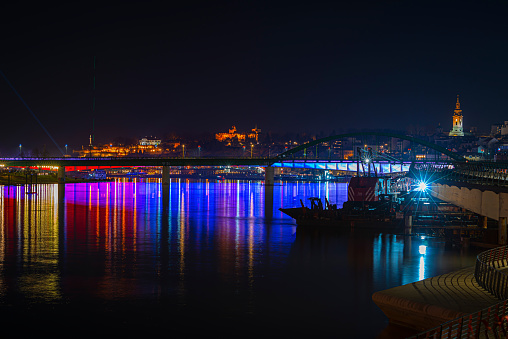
[0,131,461,183]
[0,156,446,183]
[4,131,508,244]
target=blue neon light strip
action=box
[271,161,413,173]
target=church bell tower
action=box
[449,95,464,137]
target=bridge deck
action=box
[372,266,500,332]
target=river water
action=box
[0,180,482,337]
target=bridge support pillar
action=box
[264,185,274,219]
[499,217,507,245]
[404,215,412,235]
[58,183,65,227]
[162,166,170,185]
[264,166,274,186]
[57,166,65,184]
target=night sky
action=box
[1,1,507,155]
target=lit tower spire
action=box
[449,95,464,136]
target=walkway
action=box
[372,267,500,332]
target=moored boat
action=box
[279,176,405,230]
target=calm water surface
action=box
[0,180,481,337]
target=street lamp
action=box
[65,144,68,155]
[250,144,254,158]
[198,145,201,158]
[19,144,22,157]
[182,144,185,158]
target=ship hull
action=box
[294,217,401,230]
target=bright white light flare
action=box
[416,181,428,192]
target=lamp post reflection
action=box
[264,184,274,219]
[419,244,427,281]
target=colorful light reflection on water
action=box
[0,180,481,337]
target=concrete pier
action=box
[432,182,508,244]
[264,185,274,219]
[57,166,65,184]
[264,166,274,186]
[372,267,500,332]
[404,215,412,235]
[162,166,170,185]
[499,217,507,245]
[432,183,508,222]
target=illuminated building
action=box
[499,122,508,136]
[215,126,261,144]
[449,95,464,137]
[74,143,163,157]
[342,150,354,159]
[491,123,503,136]
[139,137,161,146]
[74,144,130,157]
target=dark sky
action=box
[1,0,507,154]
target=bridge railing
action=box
[410,161,508,188]
[0,156,277,160]
[444,169,508,188]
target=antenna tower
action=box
[90,56,96,146]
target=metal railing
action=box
[410,162,508,188]
[408,300,508,338]
[475,246,508,299]
[408,246,508,338]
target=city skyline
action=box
[1,1,507,154]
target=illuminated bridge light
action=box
[271,161,413,174]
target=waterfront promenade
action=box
[373,244,508,338]
[373,267,500,332]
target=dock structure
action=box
[372,267,499,332]
[430,181,508,245]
